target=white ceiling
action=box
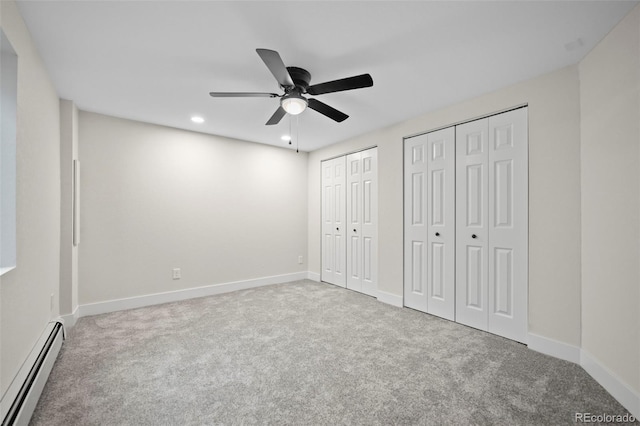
[16,1,637,152]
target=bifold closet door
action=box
[346,148,378,296]
[456,108,528,343]
[404,128,455,320]
[455,118,489,329]
[487,109,528,342]
[321,156,347,287]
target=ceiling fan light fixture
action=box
[281,93,307,115]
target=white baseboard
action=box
[79,272,308,317]
[528,333,581,364]
[581,350,640,419]
[306,271,321,282]
[528,333,639,418]
[377,289,403,307]
[59,306,80,328]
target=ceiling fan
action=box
[209,48,373,125]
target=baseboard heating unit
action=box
[1,321,64,426]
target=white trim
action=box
[581,350,640,419]
[528,333,581,364]
[59,306,80,329]
[528,334,639,417]
[78,272,308,317]
[377,290,403,308]
[306,271,320,282]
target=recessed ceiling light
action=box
[281,135,291,141]
[191,116,205,124]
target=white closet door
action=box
[346,148,378,295]
[360,148,378,296]
[455,108,528,343]
[455,118,490,330]
[346,152,362,292]
[404,130,455,319]
[404,135,429,311]
[321,156,346,287]
[487,108,528,343]
[426,128,455,320]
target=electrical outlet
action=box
[172,268,181,280]
[298,255,303,264]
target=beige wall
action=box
[580,5,640,393]
[0,0,61,396]
[308,65,583,347]
[78,112,308,304]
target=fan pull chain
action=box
[296,115,299,153]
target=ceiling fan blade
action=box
[266,106,287,125]
[256,48,294,88]
[209,92,279,98]
[308,98,348,122]
[307,74,373,96]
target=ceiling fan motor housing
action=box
[286,66,312,91]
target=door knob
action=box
[472,234,477,239]
[353,229,357,233]
[435,232,440,237]
[336,227,339,231]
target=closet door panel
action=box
[360,148,378,296]
[488,108,528,343]
[321,161,334,281]
[333,158,346,284]
[346,152,362,292]
[426,128,455,320]
[338,157,349,286]
[456,118,489,331]
[321,157,346,287]
[404,129,454,316]
[404,135,429,312]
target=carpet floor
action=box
[31,280,635,425]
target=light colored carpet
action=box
[31,280,635,425]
